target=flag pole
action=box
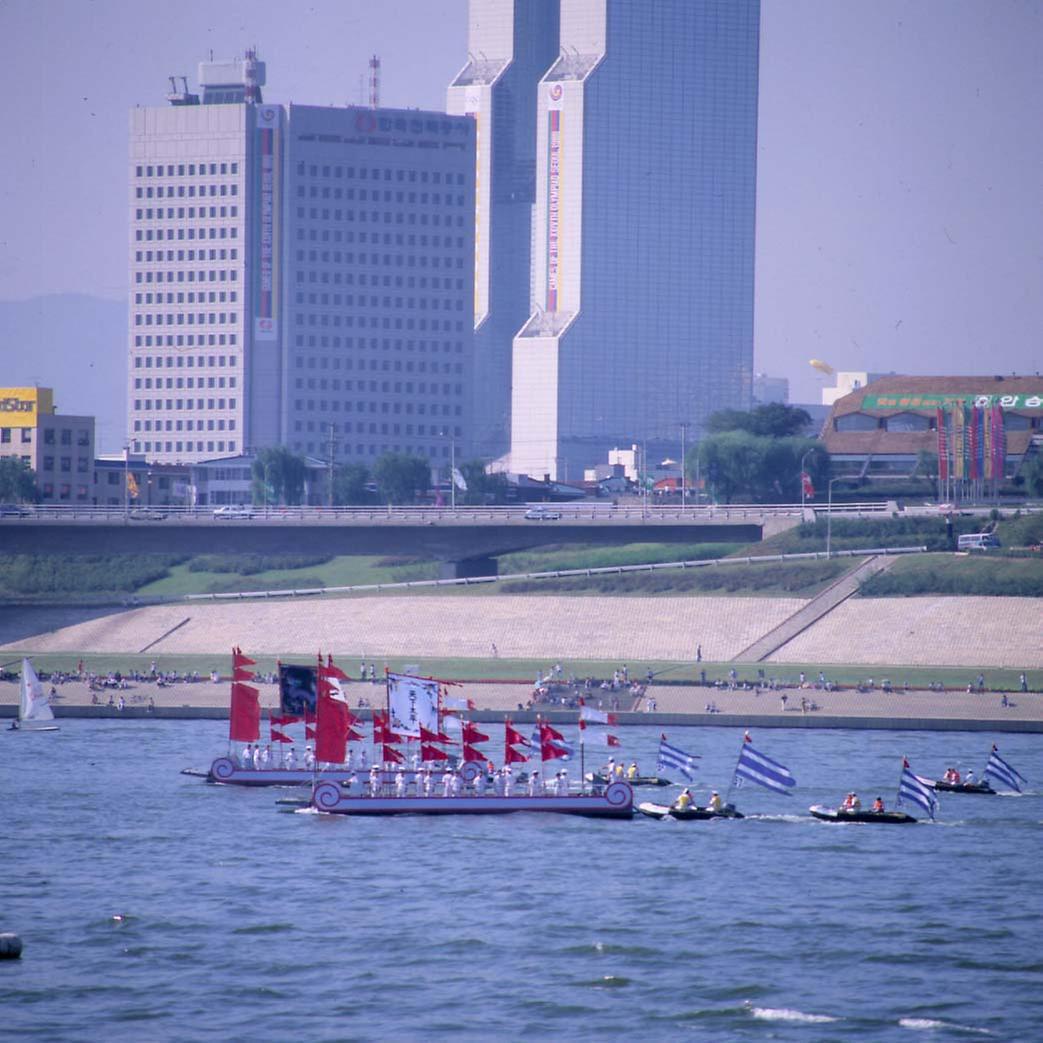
[723,729,747,809]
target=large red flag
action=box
[229,681,260,742]
[421,742,449,762]
[504,720,529,748]
[233,647,256,667]
[505,743,529,765]
[315,691,350,764]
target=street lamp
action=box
[123,444,130,521]
[680,422,689,511]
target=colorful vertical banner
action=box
[951,405,965,480]
[936,407,949,482]
[546,107,561,312]
[983,404,993,480]
[991,405,1006,481]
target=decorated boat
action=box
[308,778,634,818]
[810,758,938,824]
[933,746,1026,795]
[203,758,483,788]
[638,801,743,821]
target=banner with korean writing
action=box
[387,672,439,739]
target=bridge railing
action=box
[3,502,893,523]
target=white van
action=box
[957,532,1000,551]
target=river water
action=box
[2,721,1041,1042]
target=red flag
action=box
[229,681,260,742]
[420,723,456,746]
[315,691,350,764]
[323,655,349,681]
[541,738,568,761]
[504,720,529,748]
[373,710,403,745]
[539,720,565,743]
[607,734,621,748]
[744,730,753,744]
[505,743,528,764]
[233,647,256,667]
[382,744,405,765]
[578,701,617,727]
[462,742,487,763]
[801,471,814,500]
[270,728,293,744]
[420,742,448,762]
[462,721,490,744]
[346,728,365,744]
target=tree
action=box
[695,434,829,503]
[457,460,509,505]
[706,403,813,439]
[373,452,430,504]
[251,446,307,506]
[332,462,373,506]
[0,457,37,502]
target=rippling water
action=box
[2,721,1041,1041]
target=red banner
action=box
[462,721,490,744]
[382,744,404,765]
[315,691,350,764]
[229,681,260,742]
[462,742,487,763]
[420,723,456,746]
[421,742,449,762]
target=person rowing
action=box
[674,788,694,811]
[707,790,723,812]
[872,796,885,813]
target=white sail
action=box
[20,658,55,722]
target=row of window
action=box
[293,336,463,353]
[134,312,238,326]
[132,398,237,412]
[135,226,239,242]
[133,250,238,265]
[295,312,463,330]
[135,291,237,305]
[294,292,463,312]
[294,441,449,459]
[135,206,238,220]
[38,456,90,474]
[133,376,236,390]
[134,418,234,432]
[294,401,462,417]
[296,163,465,183]
[295,188,465,207]
[0,428,89,446]
[134,440,237,455]
[136,163,238,177]
[134,184,238,199]
[296,215,466,234]
[39,483,90,502]
[135,334,238,348]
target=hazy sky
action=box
[1,0,1039,403]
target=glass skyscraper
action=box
[448,0,560,461]
[510,0,760,480]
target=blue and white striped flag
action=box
[733,732,796,795]
[656,734,700,781]
[984,745,1026,793]
[897,759,939,819]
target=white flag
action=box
[387,673,439,739]
[452,467,468,491]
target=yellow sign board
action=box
[0,387,54,428]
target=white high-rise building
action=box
[128,53,476,466]
[509,0,761,480]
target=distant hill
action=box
[0,294,126,452]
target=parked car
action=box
[212,505,255,520]
[129,508,167,521]
[0,503,31,517]
[524,505,562,521]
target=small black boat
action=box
[933,778,995,794]
[638,801,744,821]
[809,804,918,824]
[587,773,671,788]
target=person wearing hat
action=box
[394,769,406,798]
[674,787,694,811]
[627,761,639,781]
[528,770,542,797]
[708,790,723,812]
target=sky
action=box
[0,0,1040,405]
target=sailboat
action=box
[9,659,60,732]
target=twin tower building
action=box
[128,0,759,481]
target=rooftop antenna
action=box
[369,54,380,109]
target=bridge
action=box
[0,503,891,578]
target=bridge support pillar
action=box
[439,556,498,581]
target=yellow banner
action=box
[0,387,54,428]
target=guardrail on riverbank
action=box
[185,545,929,602]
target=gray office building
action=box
[128,53,476,466]
[510,0,760,480]
[447,0,560,461]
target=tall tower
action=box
[447,0,560,462]
[510,0,760,480]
